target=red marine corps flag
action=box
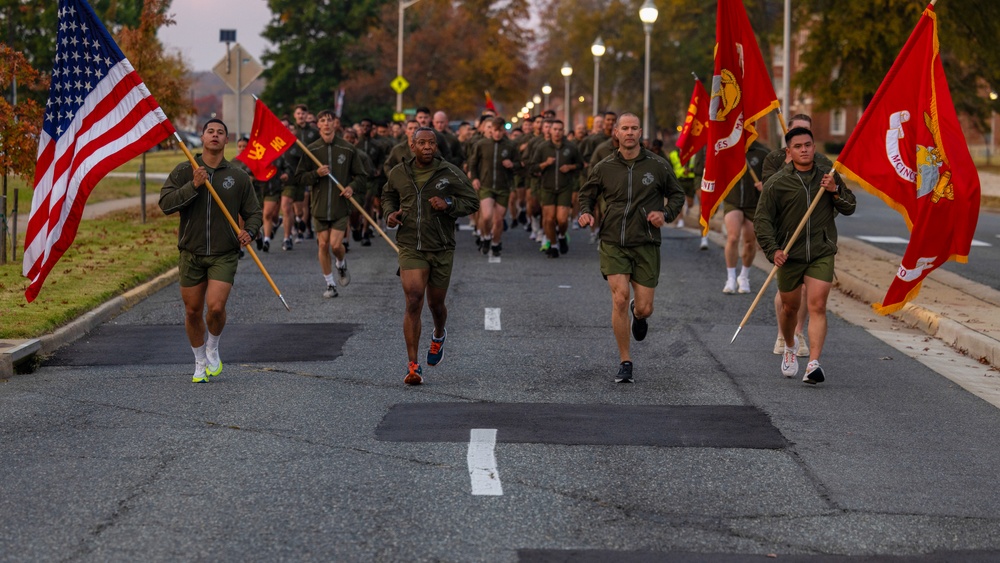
[833,3,980,314]
[676,78,710,165]
[23,0,175,302]
[235,98,298,182]
[699,0,781,235]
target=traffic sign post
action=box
[212,42,263,139]
[390,75,410,94]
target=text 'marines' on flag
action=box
[235,99,298,182]
[699,0,781,236]
[833,4,980,315]
[22,0,175,302]
[676,78,710,166]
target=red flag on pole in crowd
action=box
[699,0,781,236]
[676,78,710,165]
[833,3,981,315]
[235,98,298,182]
[22,0,175,303]
[484,91,497,112]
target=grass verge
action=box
[0,205,178,339]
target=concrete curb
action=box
[1,267,179,377]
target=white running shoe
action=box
[205,347,222,377]
[781,348,799,378]
[700,237,709,250]
[737,276,751,294]
[773,336,784,355]
[723,278,738,294]
[676,218,685,228]
[803,360,825,384]
[795,332,810,357]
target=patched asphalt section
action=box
[43,323,358,366]
[375,403,786,448]
[517,550,1000,562]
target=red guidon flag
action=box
[485,90,497,112]
[235,98,298,181]
[833,4,980,315]
[699,0,781,235]
[23,0,175,303]
[676,78,710,165]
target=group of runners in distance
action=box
[159,99,855,388]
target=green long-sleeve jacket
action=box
[294,136,369,222]
[754,161,857,264]
[531,140,583,192]
[580,148,685,248]
[159,156,262,256]
[382,157,480,252]
[467,137,519,191]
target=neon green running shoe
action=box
[193,362,208,383]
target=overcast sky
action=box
[157,0,274,72]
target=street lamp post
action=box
[396,0,422,116]
[591,37,605,117]
[639,0,658,143]
[542,83,552,111]
[561,62,573,125]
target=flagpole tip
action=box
[730,326,742,344]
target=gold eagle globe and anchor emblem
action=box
[710,69,741,121]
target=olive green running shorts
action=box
[179,250,239,287]
[777,254,835,293]
[722,202,756,223]
[598,241,661,288]
[539,187,573,208]
[478,187,511,209]
[313,215,349,234]
[398,247,455,289]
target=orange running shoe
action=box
[404,361,423,385]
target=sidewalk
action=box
[4,173,1000,377]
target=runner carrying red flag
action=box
[699,0,781,236]
[832,2,981,314]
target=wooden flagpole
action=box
[296,139,400,254]
[173,133,291,311]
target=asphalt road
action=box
[3,220,1000,561]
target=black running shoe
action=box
[503,219,508,232]
[282,238,293,251]
[262,239,270,252]
[481,239,490,255]
[491,243,502,257]
[361,236,372,247]
[517,209,527,225]
[547,247,559,258]
[630,299,648,341]
[256,234,263,251]
[238,248,245,259]
[351,227,363,242]
[615,361,634,383]
[558,236,569,254]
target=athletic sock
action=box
[740,265,751,278]
[727,267,737,281]
[335,258,346,269]
[324,273,336,286]
[192,344,207,364]
[206,332,220,353]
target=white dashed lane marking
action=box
[467,429,503,496]
[485,308,501,331]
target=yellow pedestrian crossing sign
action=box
[390,75,409,94]
[393,112,407,122]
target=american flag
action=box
[22,0,175,302]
